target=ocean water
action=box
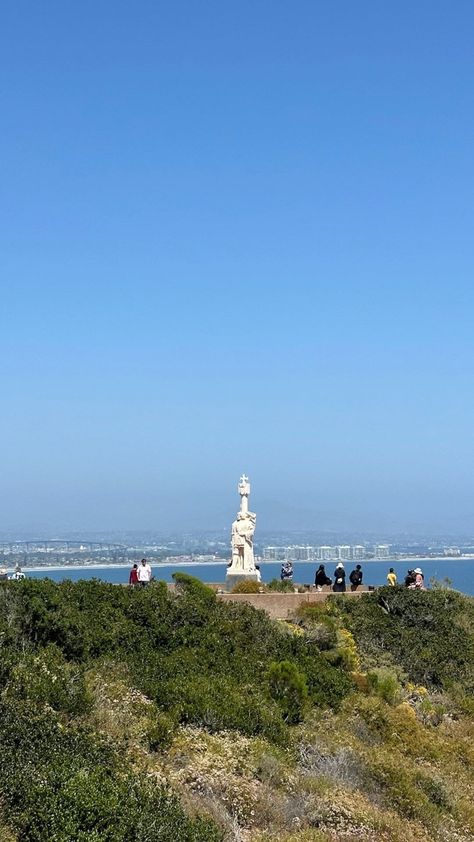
[22,558,474,595]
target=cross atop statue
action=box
[238,474,250,513]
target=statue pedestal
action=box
[226,569,261,591]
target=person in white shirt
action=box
[137,558,152,586]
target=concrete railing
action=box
[217,587,372,620]
[163,582,374,620]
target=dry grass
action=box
[0,820,17,842]
[85,662,157,747]
[80,658,474,842]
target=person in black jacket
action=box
[315,564,331,590]
[405,569,416,588]
[333,563,346,592]
[349,564,363,591]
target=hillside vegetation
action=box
[0,575,472,841]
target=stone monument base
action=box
[226,569,261,591]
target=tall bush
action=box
[267,660,308,724]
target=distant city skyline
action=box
[1,533,471,575]
[263,544,391,562]
[1,3,474,535]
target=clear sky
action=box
[1,1,474,535]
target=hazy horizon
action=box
[1,482,474,537]
[2,2,474,536]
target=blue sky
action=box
[1,1,474,534]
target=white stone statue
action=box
[227,474,259,583]
[231,510,257,570]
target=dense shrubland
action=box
[0,576,472,840]
[339,586,474,697]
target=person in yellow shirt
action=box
[387,567,397,586]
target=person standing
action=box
[333,563,346,592]
[129,563,139,586]
[137,558,152,586]
[387,568,397,586]
[349,564,363,591]
[280,560,293,582]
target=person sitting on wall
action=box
[405,569,416,588]
[349,564,363,591]
[314,564,331,591]
[413,567,425,589]
[333,563,346,592]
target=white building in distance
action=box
[373,544,391,558]
[262,544,384,562]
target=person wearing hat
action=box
[414,568,425,589]
[333,562,346,592]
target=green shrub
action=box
[150,670,287,742]
[4,644,91,715]
[336,628,360,672]
[296,651,352,710]
[231,580,263,594]
[146,711,176,752]
[267,579,295,593]
[267,660,308,724]
[366,750,449,827]
[340,588,474,696]
[0,700,221,841]
[306,623,338,650]
[297,604,339,651]
[0,578,352,749]
[172,572,216,604]
[367,668,402,705]
[416,774,451,810]
[6,579,470,838]
[351,695,392,740]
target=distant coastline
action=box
[2,560,225,573]
[5,555,474,574]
